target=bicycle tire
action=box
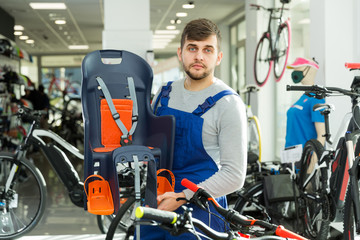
[343,162,360,240]
[233,181,269,222]
[298,139,329,239]
[105,196,136,240]
[0,152,47,239]
[97,214,116,234]
[248,116,262,162]
[273,20,291,81]
[254,33,273,87]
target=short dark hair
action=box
[180,18,221,50]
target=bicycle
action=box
[240,84,262,164]
[233,163,298,233]
[338,63,360,240]
[0,105,86,239]
[135,178,308,240]
[286,62,360,239]
[252,0,291,87]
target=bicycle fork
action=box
[346,132,360,233]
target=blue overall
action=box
[139,82,235,239]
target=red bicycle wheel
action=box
[254,33,273,87]
[273,20,291,82]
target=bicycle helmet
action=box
[287,57,319,70]
[280,0,291,3]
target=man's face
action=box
[177,34,223,81]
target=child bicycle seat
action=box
[81,50,175,212]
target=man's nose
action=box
[195,51,204,60]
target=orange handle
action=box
[275,225,308,240]
[157,169,175,188]
[181,178,200,192]
[83,174,106,197]
[345,62,360,69]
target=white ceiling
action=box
[0,0,245,57]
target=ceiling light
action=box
[14,25,24,31]
[14,31,23,36]
[170,19,181,24]
[176,12,188,17]
[55,20,66,25]
[153,39,172,43]
[153,35,176,39]
[29,3,67,10]
[166,25,176,30]
[183,2,195,9]
[153,44,167,49]
[298,18,310,25]
[19,36,29,40]
[26,39,35,44]
[68,45,89,50]
[155,30,180,35]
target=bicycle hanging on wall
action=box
[252,0,291,87]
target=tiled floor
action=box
[16,152,107,239]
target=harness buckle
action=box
[120,136,132,146]
[161,86,171,98]
[112,112,120,120]
[199,97,215,113]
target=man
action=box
[144,18,247,239]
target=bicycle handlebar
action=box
[345,62,360,70]
[136,179,308,240]
[181,179,308,240]
[17,106,47,123]
[136,206,177,225]
[136,207,286,240]
[250,3,289,12]
[286,84,358,99]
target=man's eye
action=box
[189,47,196,51]
[204,49,213,53]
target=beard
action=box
[183,62,212,80]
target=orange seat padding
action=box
[93,99,133,152]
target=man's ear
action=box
[177,47,182,62]
[216,51,223,66]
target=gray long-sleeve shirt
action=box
[153,78,247,200]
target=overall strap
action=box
[96,76,138,143]
[153,81,173,114]
[192,90,237,116]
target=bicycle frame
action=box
[10,110,85,207]
[263,3,288,60]
[288,83,360,225]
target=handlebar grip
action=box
[275,225,308,240]
[286,85,313,91]
[345,62,360,69]
[135,206,177,225]
[181,178,200,192]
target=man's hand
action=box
[157,192,187,212]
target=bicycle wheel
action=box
[105,196,136,240]
[97,214,123,234]
[248,116,262,162]
[0,152,47,239]
[273,21,291,81]
[233,181,269,221]
[254,33,273,87]
[298,139,329,239]
[344,163,360,240]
